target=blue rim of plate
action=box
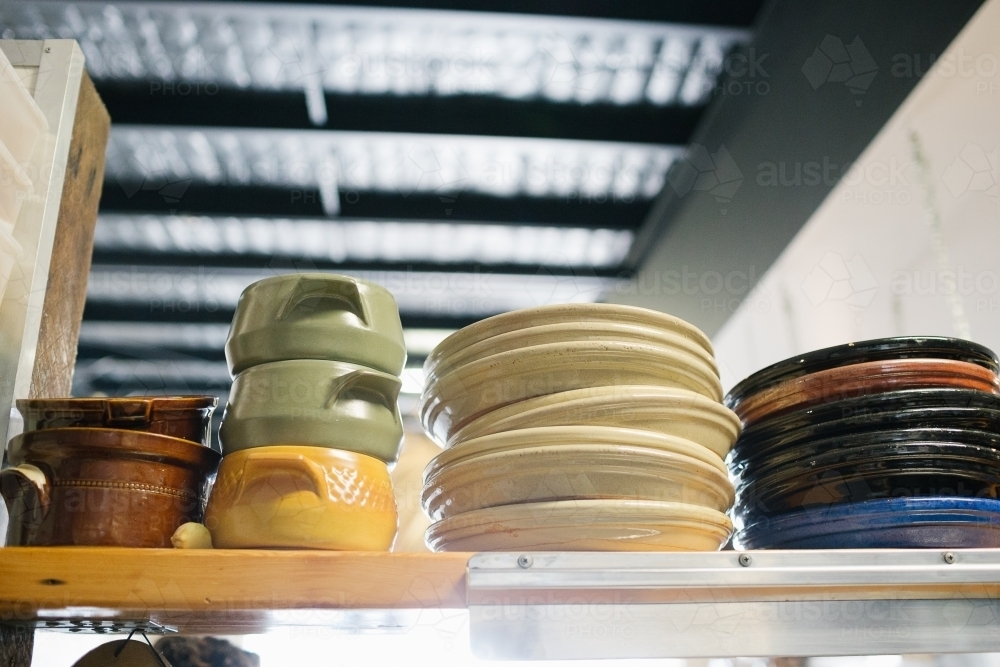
[738,496,1000,544]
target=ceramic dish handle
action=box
[234,452,329,503]
[278,276,368,325]
[324,369,401,413]
[0,463,51,527]
[103,398,154,427]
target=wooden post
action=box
[0,626,33,667]
[29,71,109,398]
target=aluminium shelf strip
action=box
[466,549,1000,660]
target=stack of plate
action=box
[418,304,741,552]
[725,336,1000,549]
[204,274,405,550]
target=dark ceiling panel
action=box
[99,184,653,228]
[94,83,705,144]
[171,0,768,26]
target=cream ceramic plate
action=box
[424,321,718,383]
[420,342,724,445]
[421,443,735,520]
[426,425,726,477]
[427,304,714,372]
[447,385,740,458]
[425,499,733,552]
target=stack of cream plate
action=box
[418,304,741,552]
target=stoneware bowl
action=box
[425,499,732,552]
[225,273,406,377]
[448,386,740,459]
[16,396,217,448]
[1,427,221,547]
[424,321,718,384]
[421,443,735,520]
[220,359,404,463]
[725,336,1000,411]
[420,342,724,446]
[426,303,714,373]
[733,358,1000,427]
[204,445,397,550]
[428,425,728,476]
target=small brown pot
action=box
[1,427,221,547]
[15,396,218,450]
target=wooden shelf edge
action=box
[0,549,472,634]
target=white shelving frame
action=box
[0,39,84,445]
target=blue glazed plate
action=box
[738,496,1000,549]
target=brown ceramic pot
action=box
[1,427,221,547]
[15,396,218,448]
[735,358,1000,427]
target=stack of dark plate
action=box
[725,336,1000,549]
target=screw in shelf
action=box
[738,553,753,567]
[943,552,956,564]
[517,554,533,569]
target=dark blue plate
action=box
[738,496,1000,549]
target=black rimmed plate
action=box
[734,440,1000,522]
[732,427,1000,483]
[729,388,1000,465]
[725,337,1000,410]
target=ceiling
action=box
[0,0,766,401]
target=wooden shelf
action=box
[0,549,471,634]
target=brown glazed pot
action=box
[1,428,221,547]
[734,358,1000,427]
[16,396,218,448]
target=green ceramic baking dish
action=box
[219,359,405,464]
[225,273,406,377]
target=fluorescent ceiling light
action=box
[105,126,681,208]
[0,2,749,108]
[94,214,635,268]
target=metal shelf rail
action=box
[467,549,1000,660]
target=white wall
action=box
[714,0,1000,392]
